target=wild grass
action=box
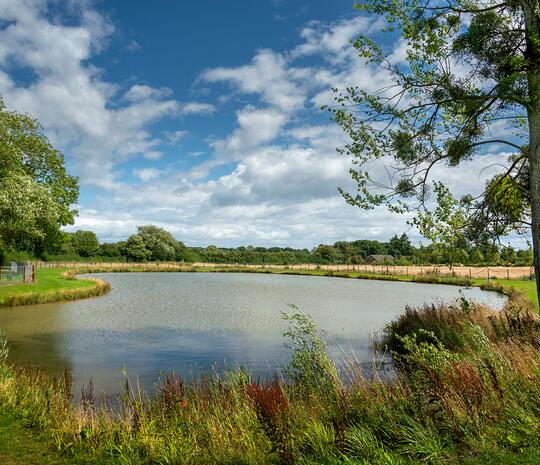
[2,294,540,464]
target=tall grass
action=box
[2,294,540,463]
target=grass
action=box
[0,413,73,464]
[0,268,110,307]
[2,294,540,463]
[1,264,537,309]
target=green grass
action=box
[473,278,539,307]
[2,295,540,464]
[2,265,537,309]
[0,413,73,465]
[0,268,110,307]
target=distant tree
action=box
[136,225,181,261]
[123,235,150,262]
[501,245,518,264]
[330,1,540,305]
[0,99,78,256]
[469,249,485,265]
[388,233,413,257]
[313,245,341,263]
[100,242,124,259]
[71,230,100,257]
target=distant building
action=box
[366,254,395,264]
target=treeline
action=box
[3,226,533,267]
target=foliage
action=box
[328,0,540,297]
[122,234,150,262]
[70,230,100,258]
[281,306,339,395]
[0,99,78,256]
[3,297,540,464]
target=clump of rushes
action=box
[4,295,540,463]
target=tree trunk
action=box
[529,110,540,302]
[525,1,540,304]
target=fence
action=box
[0,262,35,285]
[32,261,535,281]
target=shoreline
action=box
[1,264,532,308]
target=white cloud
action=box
[165,130,189,144]
[124,84,172,102]
[0,0,213,189]
[133,168,162,182]
[212,106,288,154]
[3,4,525,248]
[202,49,308,113]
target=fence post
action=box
[487,268,490,281]
[507,268,510,280]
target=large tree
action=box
[0,98,79,256]
[134,225,185,261]
[330,1,540,300]
[71,230,100,258]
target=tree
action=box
[71,230,100,257]
[388,233,413,257]
[412,183,469,269]
[123,235,150,262]
[330,1,540,300]
[0,99,78,256]
[136,225,181,261]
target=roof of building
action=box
[366,254,395,262]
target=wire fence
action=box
[0,262,35,285]
[31,261,535,281]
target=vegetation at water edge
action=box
[2,294,540,464]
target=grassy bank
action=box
[1,264,537,308]
[1,294,540,463]
[0,268,111,307]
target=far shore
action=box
[1,262,536,308]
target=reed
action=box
[2,294,540,464]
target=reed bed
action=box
[1,294,540,464]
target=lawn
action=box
[473,278,539,307]
[0,268,109,307]
[0,268,93,298]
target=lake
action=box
[0,272,505,397]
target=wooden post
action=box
[507,268,510,280]
[487,268,490,281]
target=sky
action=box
[0,0,526,248]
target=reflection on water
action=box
[0,272,506,396]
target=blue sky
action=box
[0,0,521,247]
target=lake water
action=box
[0,272,505,397]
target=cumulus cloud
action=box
[0,0,213,189]
[202,49,308,113]
[133,168,162,182]
[3,3,520,247]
